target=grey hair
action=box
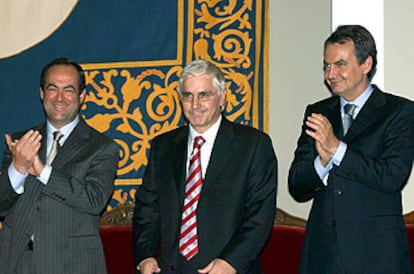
[177,59,226,96]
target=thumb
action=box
[5,134,14,151]
[198,261,213,273]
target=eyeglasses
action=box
[180,91,218,102]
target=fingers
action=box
[19,130,42,150]
[305,113,331,132]
[8,130,43,174]
[305,113,339,155]
[139,257,161,274]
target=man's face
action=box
[181,74,225,133]
[40,64,85,129]
[323,40,372,101]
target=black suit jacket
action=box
[133,117,277,274]
[0,118,119,274]
[289,86,414,273]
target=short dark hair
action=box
[40,57,85,92]
[324,25,377,81]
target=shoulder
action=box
[227,120,269,138]
[152,126,188,144]
[220,118,273,145]
[306,96,339,112]
[371,86,413,113]
[81,120,119,151]
[11,122,45,139]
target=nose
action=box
[190,96,201,108]
[55,89,64,101]
[325,65,337,80]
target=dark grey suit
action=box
[0,118,119,274]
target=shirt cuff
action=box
[37,164,52,185]
[332,141,347,166]
[8,164,27,194]
[314,156,333,185]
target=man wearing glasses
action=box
[133,59,278,274]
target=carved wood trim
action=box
[404,210,414,225]
[274,208,307,228]
[99,204,308,228]
[100,202,134,226]
[99,204,414,227]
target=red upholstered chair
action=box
[99,205,307,274]
[98,205,414,274]
[404,211,414,268]
[100,203,135,274]
[260,208,306,274]
[100,225,135,274]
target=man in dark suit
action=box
[0,57,119,274]
[133,59,277,274]
[289,25,414,273]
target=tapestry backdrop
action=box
[0,0,268,211]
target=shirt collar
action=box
[47,115,80,145]
[188,115,222,145]
[340,84,374,117]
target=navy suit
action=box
[0,119,119,274]
[133,117,277,273]
[289,86,414,273]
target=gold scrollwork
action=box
[83,66,183,179]
[194,0,256,124]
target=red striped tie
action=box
[179,136,205,260]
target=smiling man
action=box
[0,57,119,274]
[133,59,278,274]
[288,25,414,273]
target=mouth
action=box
[52,103,67,112]
[328,78,343,88]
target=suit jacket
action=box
[288,85,414,274]
[133,117,277,274]
[0,118,119,274]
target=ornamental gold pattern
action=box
[81,0,267,209]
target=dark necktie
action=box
[179,136,205,260]
[47,131,63,165]
[343,104,356,136]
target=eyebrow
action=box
[45,83,76,90]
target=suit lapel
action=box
[51,119,89,167]
[35,123,48,163]
[200,118,235,199]
[345,87,385,141]
[320,97,343,138]
[172,128,189,204]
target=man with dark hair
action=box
[289,25,414,273]
[133,59,277,274]
[0,57,119,273]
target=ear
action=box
[363,56,373,75]
[39,88,44,100]
[79,89,86,104]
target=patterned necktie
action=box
[47,131,63,165]
[343,104,356,136]
[179,136,205,260]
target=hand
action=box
[305,113,340,165]
[198,258,236,274]
[5,130,42,174]
[139,257,161,274]
[28,154,45,177]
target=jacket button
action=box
[334,190,342,195]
